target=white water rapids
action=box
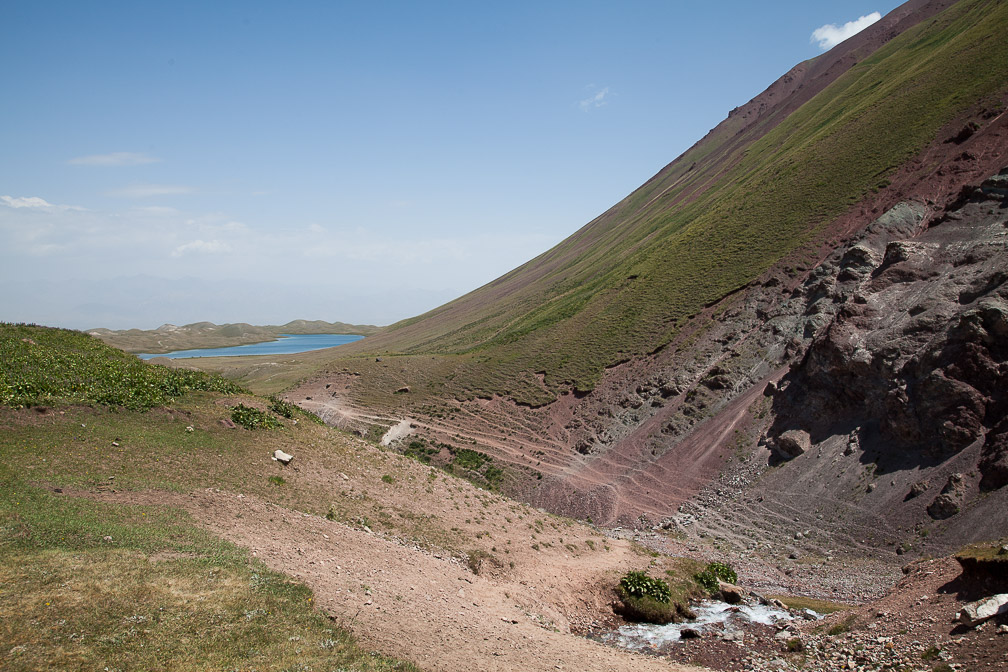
[605,600,803,650]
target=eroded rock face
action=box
[777,429,811,458]
[770,174,1008,502]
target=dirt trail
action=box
[86,487,699,672]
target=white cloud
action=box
[811,12,881,51]
[68,152,161,167]
[171,239,231,257]
[579,86,611,111]
[1,195,84,211]
[107,184,194,198]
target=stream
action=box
[604,599,806,650]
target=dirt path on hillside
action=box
[85,487,698,672]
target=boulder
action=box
[777,429,811,458]
[927,493,959,520]
[942,473,964,493]
[718,581,745,605]
[680,628,701,639]
[272,449,294,465]
[957,594,1008,627]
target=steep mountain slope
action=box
[287,0,1008,567]
[324,0,1007,405]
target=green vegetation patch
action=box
[231,403,283,430]
[447,446,506,490]
[268,396,300,418]
[0,481,418,671]
[616,570,682,624]
[450,447,489,471]
[403,440,439,464]
[694,561,738,594]
[822,612,858,636]
[767,594,850,615]
[0,323,243,410]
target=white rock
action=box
[272,449,294,464]
[957,594,1008,626]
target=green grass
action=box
[767,594,850,615]
[302,0,1008,405]
[823,613,858,636]
[615,558,708,624]
[0,323,431,670]
[0,324,243,410]
[0,479,418,672]
[231,403,284,430]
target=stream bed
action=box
[603,600,802,651]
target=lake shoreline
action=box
[138,333,365,360]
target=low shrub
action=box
[466,549,501,575]
[268,396,299,418]
[616,571,679,624]
[231,404,282,430]
[825,613,857,636]
[694,561,737,593]
[620,570,672,603]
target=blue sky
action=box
[1,1,898,329]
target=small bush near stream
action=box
[617,571,679,624]
[694,561,737,594]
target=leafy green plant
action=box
[268,475,286,486]
[694,561,738,593]
[616,571,679,624]
[231,404,282,430]
[620,570,672,603]
[381,474,395,484]
[268,396,299,418]
[402,439,438,464]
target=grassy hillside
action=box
[0,323,244,409]
[0,324,419,671]
[321,0,1008,404]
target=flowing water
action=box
[604,600,799,650]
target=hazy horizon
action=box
[1,2,892,330]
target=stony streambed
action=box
[604,600,800,650]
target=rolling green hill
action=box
[0,323,420,671]
[322,0,1008,405]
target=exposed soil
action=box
[71,478,1008,672]
[75,480,700,672]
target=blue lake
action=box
[138,333,365,360]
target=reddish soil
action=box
[76,480,699,672]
